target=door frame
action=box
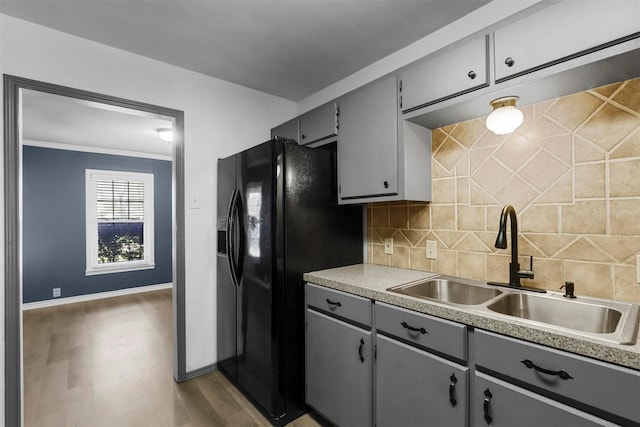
[3,74,187,426]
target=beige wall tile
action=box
[518,150,569,192]
[592,82,622,98]
[520,205,558,233]
[610,158,640,197]
[575,135,606,163]
[472,157,513,195]
[371,206,389,228]
[575,162,605,199]
[434,138,467,171]
[614,265,640,303]
[457,178,470,204]
[410,247,432,272]
[555,237,615,263]
[401,230,427,247]
[612,78,640,113]
[487,254,510,283]
[457,205,485,231]
[433,231,466,249]
[431,249,457,276]
[457,251,486,280]
[390,246,410,269]
[561,201,606,234]
[493,175,539,212]
[432,128,448,152]
[522,116,568,140]
[453,233,492,253]
[389,206,408,229]
[372,245,390,266]
[536,134,572,164]
[432,178,456,204]
[451,118,486,148]
[534,171,573,204]
[409,205,430,229]
[546,91,603,131]
[589,235,640,263]
[610,128,640,159]
[493,134,539,172]
[610,199,640,235]
[525,257,562,291]
[524,234,575,258]
[431,205,456,230]
[565,261,613,299]
[576,103,639,152]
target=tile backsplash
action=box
[368,77,640,303]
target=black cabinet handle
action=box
[521,359,574,380]
[358,338,365,363]
[467,70,477,79]
[301,134,306,140]
[449,373,457,407]
[383,181,389,189]
[505,57,515,67]
[483,388,493,425]
[400,321,427,335]
[325,298,342,308]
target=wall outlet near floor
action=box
[384,238,393,255]
[426,240,437,259]
[53,288,61,298]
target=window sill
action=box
[85,263,155,276]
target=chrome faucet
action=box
[489,205,543,292]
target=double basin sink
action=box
[388,276,640,345]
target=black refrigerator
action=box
[216,138,363,425]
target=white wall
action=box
[0,14,297,412]
[297,0,543,114]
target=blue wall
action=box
[23,146,173,303]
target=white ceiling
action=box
[21,90,174,157]
[0,0,491,101]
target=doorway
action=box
[4,75,187,426]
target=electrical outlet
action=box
[53,288,61,298]
[384,238,393,255]
[426,240,437,259]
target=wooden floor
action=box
[23,289,321,427]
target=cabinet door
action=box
[306,309,373,426]
[472,372,614,427]
[494,1,640,82]
[338,75,398,200]
[376,335,469,427]
[402,35,489,112]
[298,102,337,145]
[271,118,298,142]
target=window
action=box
[86,169,154,275]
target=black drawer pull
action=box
[483,388,493,425]
[505,57,515,67]
[401,321,427,335]
[358,338,365,363]
[521,359,574,380]
[449,373,457,407]
[325,298,342,308]
[467,70,477,79]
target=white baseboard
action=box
[22,283,173,311]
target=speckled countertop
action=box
[303,263,640,371]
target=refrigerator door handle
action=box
[226,189,240,287]
[232,190,244,285]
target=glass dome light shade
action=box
[485,96,524,135]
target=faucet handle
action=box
[518,255,534,280]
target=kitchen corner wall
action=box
[368,76,640,304]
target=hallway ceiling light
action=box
[485,96,524,135]
[156,127,173,142]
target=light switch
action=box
[384,238,393,255]
[189,193,200,209]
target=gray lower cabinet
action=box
[472,372,614,427]
[376,334,469,426]
[306,309,373,426]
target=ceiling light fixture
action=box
[156,128,173,142]
[485,96,524,135]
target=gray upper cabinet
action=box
[401,35,489,113]
[298,102,337,145]
[494,1,640,82]
[270,117,298,142]
[338,75,431,204]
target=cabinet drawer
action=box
[474,329,640,423]
[375,302,467,361]
[401,35,489,112]
[306,283,371,327]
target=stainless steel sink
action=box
[388,277,503,305]
[487,293,639,344]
